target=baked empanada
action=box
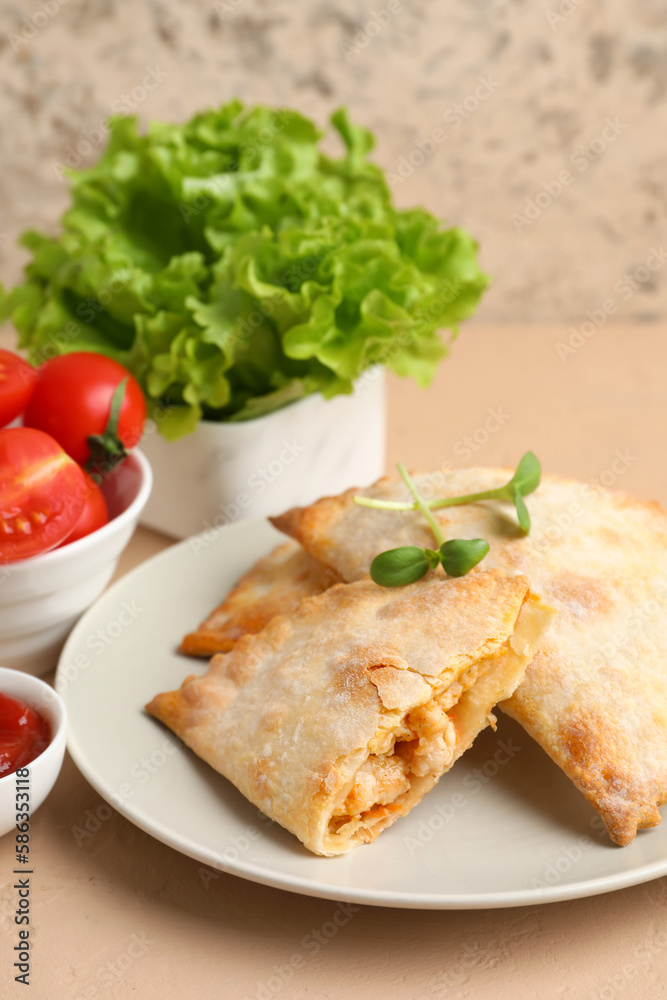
[149,571,553,856]
[271,467,667,846]
[179,540,338,657]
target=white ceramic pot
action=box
[0,668,67,837]
[139,369,386,539]
[0,450,152,676]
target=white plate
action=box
[57,518,667,909]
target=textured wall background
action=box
[0,0,665,324]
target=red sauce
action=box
[0,693,51,777]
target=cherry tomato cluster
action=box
[0,351,146,563]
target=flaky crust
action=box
[148,571,549,855]
[271,468,667,846]
[179,540,338,656]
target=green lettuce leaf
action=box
[0,102,489,437]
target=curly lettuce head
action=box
[1,102,489,439]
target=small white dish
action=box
[58,517,667,909]
[139,370,386,539]
[0,449,152,675]
[0,667,67,837]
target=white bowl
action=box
[139,369,386,539]
[0,667,67,837]
[0,450,152,675]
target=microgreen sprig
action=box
[364,463,490,587]
[426,451,541,533]
[355,452,540,588]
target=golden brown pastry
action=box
[179,540,338,657]
[271,467,667,846]
[149,571,553,856]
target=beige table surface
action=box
[3,324,667,999]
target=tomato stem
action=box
[107,377,127,439]
[85,377,130,478]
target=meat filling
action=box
[331,700,458,830]
[332,754,411,818]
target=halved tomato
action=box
[0,350,36,428]
[0,427,86,563]
[59,470,109,547]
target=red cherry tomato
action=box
[0,692,51,776]
[23,353,146,465]
[0,350,36,428]
[59,471,109,546]
[0,427,86,563]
